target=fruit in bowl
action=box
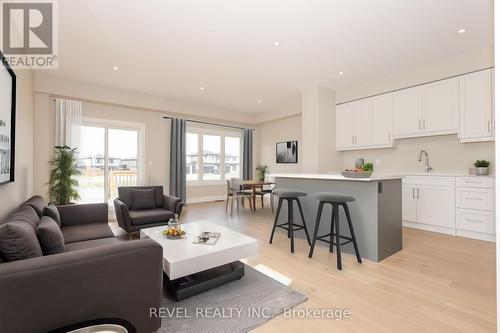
[162,228,185,238]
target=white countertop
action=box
[268,171,494,181]
[268,172,402,182]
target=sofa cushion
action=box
[118,186,164,208]
[64,237,121,252]
[4,206,40,228]
[131,189,156,210]
[36,216,65,255]
[61,223,114,244]
[42,204,61,227]
[0,221,43,261]
[129,208,174,226]
[21,195,47,218]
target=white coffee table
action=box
[140,220,258,300]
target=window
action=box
[186,133,198,181]
[71,118,144,207]
[186,126,242,183]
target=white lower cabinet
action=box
[402,175,495,242]
[402,177,455,235]
[455,177,495,241]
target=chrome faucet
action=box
[418,150,432,173]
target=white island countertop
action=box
[268,172,402,182]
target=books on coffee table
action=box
[193,231,221,245]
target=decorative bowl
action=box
[341,170,373,179]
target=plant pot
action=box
[475,167,489,176]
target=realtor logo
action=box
[0,0,58,69]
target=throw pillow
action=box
[0,221,43,261]
[43,204,61,227]
[36,216,65,255]
[5,205,40,228]
[131,189,156,210]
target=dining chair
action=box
[227,179,253,216]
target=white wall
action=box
[257,115,302,173]
[342,135,495,173]
[0,70,34,219]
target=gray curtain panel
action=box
[169,118,186,203]
[243,128,253,180]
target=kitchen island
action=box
[269,173,403,262]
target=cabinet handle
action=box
[465,197,482,201]
[465,180,481,184]
[417,188,420,199]
[388,132,391,141]
[419,120,421,130]
[423,119,426,129]
[465,218,483,223]
[352,136,354,144]
[488,120,491,133]
[412,188,415,199]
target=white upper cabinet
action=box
[459,69,493,143]
[336,69,494,151]
[354,99,373,147]
[393,78,459,139]
[335,97,393,151]
[421,77,459,135]
[393,86,421,138]
[336,103,356,149]
[372,94,394,145]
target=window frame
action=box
[186,124,243,186]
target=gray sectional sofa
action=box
[0,196,163,333]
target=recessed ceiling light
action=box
[273,41,281,46]
[257,100,263,104]
[457,28,467,34]
[199,86,205,90]
[112,66,119,71]
[338,71,344,75]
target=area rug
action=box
[158,265,307,333]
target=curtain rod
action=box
[163,116,254,131]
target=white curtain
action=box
[55,98,83,146]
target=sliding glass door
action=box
[71,119,143,207]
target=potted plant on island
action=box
[48,146,81,205]
[474,160,490,176]
[256,165,268,182]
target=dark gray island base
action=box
[273,175,402,262]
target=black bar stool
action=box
[308,192,362,270]
[269,189,311,253]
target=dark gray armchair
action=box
[114,186,184,233]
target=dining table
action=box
[241,180,274,211]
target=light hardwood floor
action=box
[114,201,496,333]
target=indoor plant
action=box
[474,160,490,176]
[362,162,374,172]
[256,165,268,181]
[49,145,81,205]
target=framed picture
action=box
[276,140,298,164]
[0,51,16,185]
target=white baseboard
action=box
[403,221,456,236]
[456,229,496,242]
[187,195,226,204]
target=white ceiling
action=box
[44,0,493,113]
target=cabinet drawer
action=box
[456,177,494,188]
[456,188,494,210]
[403,176,455,187]
[456,209,494,234]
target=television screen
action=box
[0,53,16,184]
